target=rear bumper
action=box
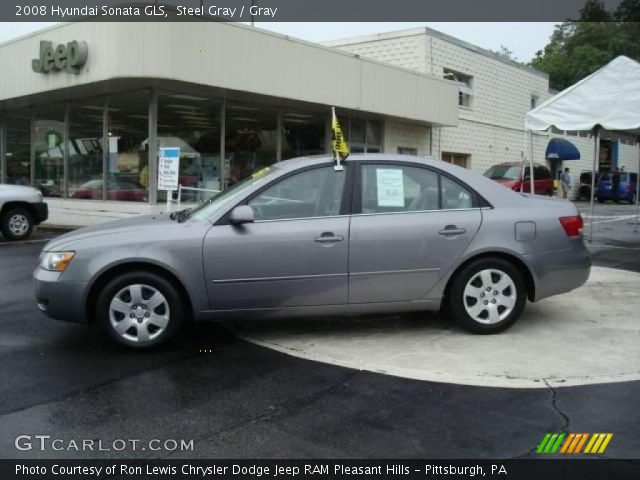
[33,267,88,324]
[32,202,48,224]
[524,238,591,302]
[598,191,633,201]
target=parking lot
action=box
[0,202,639,459]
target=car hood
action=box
[44,214,176,251]
[0,184,40,194]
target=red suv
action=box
[484,162,554,196]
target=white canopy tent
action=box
[525,55,640,241]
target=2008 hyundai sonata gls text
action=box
[34,155,591,349]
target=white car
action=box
[0,185,48,240]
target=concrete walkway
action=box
[232,267,640,389]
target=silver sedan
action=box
[34,155,591,348]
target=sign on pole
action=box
[158,147,180,212]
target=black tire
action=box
[597,197,605,203]
[447,257,527,334]
[96,271,185,349]
[0,207,34,241]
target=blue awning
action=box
[545,138,581,160]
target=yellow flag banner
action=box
[331,107,349,170]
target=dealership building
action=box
[0,22,638,226]
[326,27,640,185]
[0,22,458,226]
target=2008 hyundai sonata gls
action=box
[34,155,590,348]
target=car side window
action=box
[441,175,474,209]
[248,166,346,221]
[534,166,551,179]
[361,164,439,214]
[360,164,475,214]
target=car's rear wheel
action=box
[1,207,34,241]
[96,271,185,349]
[447,257,527,334]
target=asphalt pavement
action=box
[0,207,639,460]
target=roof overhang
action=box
[0,22,459,128]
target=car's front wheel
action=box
[447,257,527,334]
[1,207,34,241]
[96,271,185,348]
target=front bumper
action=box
[524,238,591,302]
[32,202,48,224]
[33,267,88,324]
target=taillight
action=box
[626,184,632,191]
[559,215,584,237]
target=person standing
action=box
[559,167,572,199]
[612,168,620,203]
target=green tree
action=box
[531,1,639,91]
[491,45,518,62]
[579,0,611,20]
[615,0,640,21]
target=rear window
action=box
[534,166,552,179]
[620,173,637,182]
[484,165,521,180]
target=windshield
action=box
[484,165,521,180]
[181,166,277,222]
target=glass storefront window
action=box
[366,120,382,148]
[68,98,104,200]
[340,116,382,154]
[157,92,222,203]
[350,118,366,144]
[107,91,149,202]
[281,111,327,160]
[225,103,278,186]
[34,105,65,197]
[5,110,31,186]
[2,95,380,203]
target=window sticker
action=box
[376,168,405,207]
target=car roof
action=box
[489,161,547,167]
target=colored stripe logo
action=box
[537,433,613,454]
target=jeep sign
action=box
[32,40,88,74]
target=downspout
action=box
[635,135,639,233]
[529,130,535,194]
[588,126,600,242]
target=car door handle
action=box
[438,225,466,236]
[314,232,344,243]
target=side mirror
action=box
[229,205,254,225]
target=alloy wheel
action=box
[109,284,170,343]
[463,269,517,324]
[8,214,29,237]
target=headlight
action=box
[39,252,75,272]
